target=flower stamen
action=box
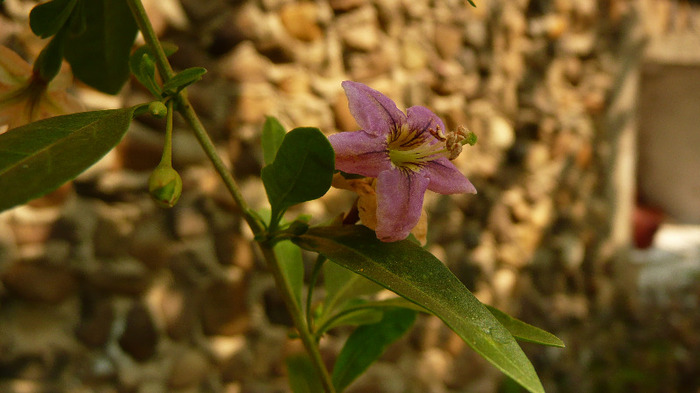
[387,124,476,169]
[387,124,445,171]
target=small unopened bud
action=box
[148,101,168,118]
[148,164,182,208]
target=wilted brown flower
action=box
[0,46,83,132]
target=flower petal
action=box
[406,106,446,142]
[423,158,477,194]
[342,81,406,136]
[0,46,31,88]
[375,168,429,242]
[328,130,391,177]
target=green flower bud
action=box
[148,101,168,118]
[148,164,182,208]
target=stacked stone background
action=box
[1,0,699,392]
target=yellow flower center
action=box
[387,124,448,172]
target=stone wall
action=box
[1,0,699,392]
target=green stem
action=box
[126,0,174,80]
[127,1,334,390]
[159,100,174,165]
[306,254,327,333]
[126,0,262,234]
[261,245,337,393]
[178,100,264,234]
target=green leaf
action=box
[294,225,545,393]
[286,353,324,393]
[316,300,385,336]
[332,308,416,392]
[321,261,382,322]
[356,297,565,349]
[63,0,138,94]
[261,127,334,226]
[324,308,384,330]
[67,0,86,35]
[129,48,161,97]
[0,107,139,212]
[162,67,207,96]
[261,116,286,165]
[29,0,78,38]
[275,240,305,307]
[33,29,67,82]
[486,305,565,348]
[353,297,565,348]
[160,42,180,57]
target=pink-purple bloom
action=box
[329,81,476,242]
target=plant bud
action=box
[148,101,168,118]
[148,164,182,208]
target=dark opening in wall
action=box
[638,63,700,224]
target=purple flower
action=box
[329,81,476,242]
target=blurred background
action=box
[1,0,699,392]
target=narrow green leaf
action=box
[332,308,416,392]
[275,240,305,307]
[162,67,207,96]
[316,301,385,336]
[355,297,565,348]
[294,225,545,393]
[29,0,78,38]
[261,116,286,165]
[486,305,565,348]
[261,127,334,225]
[286,353,324,393]
[0,107,139,212]
[63,0,138,94]
[326,308,384,329]
[321,261,382,322]
[161,42,180,57]
[129,48,161,97]
[139,58,161,96]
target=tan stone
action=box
[332,91,357,131]
[201,275,249,336]
[279,3,323,42]
[1,262,77,304]
[234,82,276,124]
[26,183,74,208]
[337,6,381,51]
[434,24,463,59]
[401,40,429,71]
[329,0,367,12]
[168,348,210,389]
[85,257,152,296]
[219,41,270,82]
